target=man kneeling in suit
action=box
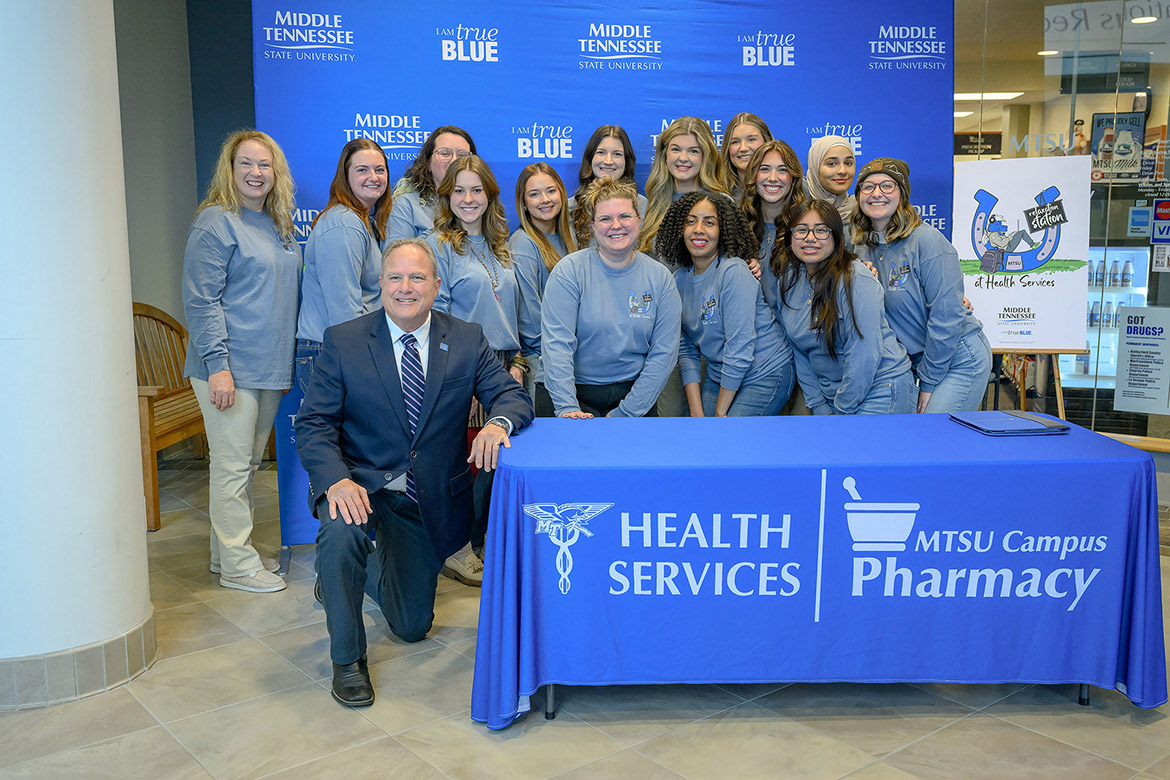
[295,237,533,707]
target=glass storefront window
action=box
[956,0,1169,437]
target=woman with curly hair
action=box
[296,138,392,393]
[387,125,475,241]
[851,158,990,413]
[771,200,914,415]
[509,163,578,416]
[639,117,731,255]
[721,112,773,199]
[182,129,301,593]
[568,125,647,247]
[656,192,793,417]
[541,177,681,419]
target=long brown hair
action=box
[311,138,392,242]
[740,139,806,247]
[571,125,637,248]
[433,155,511,264]
[777,200,860,359]
[515,163,578,272]
[198,129,296,242]
[721,112,773,186]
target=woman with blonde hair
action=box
[569,125,647,247]
[804,135,857,224]
[387,125,476,240]
[542,177,681,419]
[509,163,578,416]
[182,129,301,593]
[296,138,392,392]
[851,158,990,413]
[770,200,914,415]
[639,116,731,255]
[427,155,521,584]
[721,112,773,199]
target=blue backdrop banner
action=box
[252,0,955,241]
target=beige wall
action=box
[114,0,198,325]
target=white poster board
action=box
[1115,305,1170,414]
[952,157,1090,351]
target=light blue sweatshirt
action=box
[774,260,911,415]
[541,247,682,417]
[509,228,567,359]
[757,222,781,312]
[387,179,434,241]
[673,256,791,390]
[853,224,984,393]
[182,205,301,389]
[427,232,520,353]
[296,205,382,343]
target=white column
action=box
[0,1,153,704]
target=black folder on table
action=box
[949,410,1070,436]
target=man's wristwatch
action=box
[484,416,514,435]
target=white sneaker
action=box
[211,557,279,574]
[219,569,286,593]
[441,543,484,587]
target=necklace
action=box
[467,238,501,298]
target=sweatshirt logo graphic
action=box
[525,503,612,594]
[629,290,653,316]
[700,294,718,322]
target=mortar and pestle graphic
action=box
[842,477,920,552]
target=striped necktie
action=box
[399,333,424,502]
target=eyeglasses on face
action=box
[433,148,471,161]
[791,225,832,240]
[595,213,637,227]
[859,180,898,195]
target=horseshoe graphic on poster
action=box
[971,186,1061,273]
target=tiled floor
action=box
[1,465,1168,779]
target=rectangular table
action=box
[470,415,1167,729]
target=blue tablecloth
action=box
[470,415,1167,729]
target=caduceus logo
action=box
[523,502,613,594]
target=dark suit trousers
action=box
[316,489,443,664]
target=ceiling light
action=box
[954,92,1024,101]
[1131,15,1157,23]
[1037,50,1059,56]
[954,111,974,118]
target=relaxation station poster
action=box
[952,157,1090,352]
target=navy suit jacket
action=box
[295,309,533,559]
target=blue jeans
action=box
[700,361,795,417]
[295,339,322,397]
[913,330,993,413]
[851,370,917,415]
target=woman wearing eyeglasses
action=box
[771,200,914,415]
[656,192,793,417]
[804,135,857,225]
[387,125,476,241]
[851,158,991,413]
[721,112,773,200]
[568,125,647,248]
[541,177,682,418]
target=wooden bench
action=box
[133,303,205,531]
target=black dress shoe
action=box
[331,657,373,707]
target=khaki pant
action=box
[191,377,282,577]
